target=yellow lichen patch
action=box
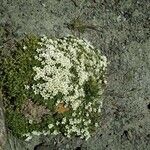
[55,103,70,114]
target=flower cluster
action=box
[23,35,108,141]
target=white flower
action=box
[25,135,32,141]
[43,130,50,135]
[104,80,107,84]
[24,85,30,90]
[23,133,32,141]
[86,113,89,117]
[77,130,81,135]
[93,108,97,113]
[23,45,27,50]
[32,131,41,136]
[84,121,89,126]
[67,134,71,138]
[71,100,81,110]
[53,130,59,135]
[98,107,101,113]
[69,118,74,125]
[29,119,33,124]
[56,121,59,125]
[41,35,47,42]
[22,133,30,137]
[72,112,76,117]
[88,120,91,124]
[85,134,91,141]
[95,123,99,127]
[89,107,93,112]
[62,117,67,124]
[48,124,54,129]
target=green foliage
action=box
[5,109,29,137]
[1,35,45,137]
[84,77,99,99]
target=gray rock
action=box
[0,90,6,150]
[0,0,150,150]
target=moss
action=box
[5,108,29,137]
[67,18,87,33]
[83,76,100,99]
[1,35,47,137]
[67,18,100,35]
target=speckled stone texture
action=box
[0,90,6,150]
[0,0,150,150]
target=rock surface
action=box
[0,0,150,150]
[0,90,6,150]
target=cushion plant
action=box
[1,35,107,141]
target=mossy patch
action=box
[1,35,50,137]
